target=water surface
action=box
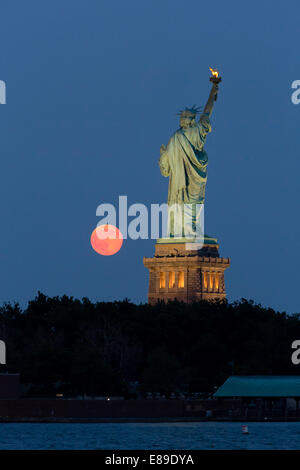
[0,422,300,450]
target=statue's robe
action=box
[159,113,211,204]
[159,114,212,237]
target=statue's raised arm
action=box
[201,82,219,118]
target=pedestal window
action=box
[159,272,166,289]
[169,272,175,288]
[178,271,184,288]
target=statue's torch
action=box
[209,67,222,101]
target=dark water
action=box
[0,422,300,450]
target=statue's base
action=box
[156,234,218,245]
[143,235,230,305]
[155,234,219,258]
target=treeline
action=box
[0,292,299,397]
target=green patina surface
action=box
[158,82,219,238]
[214,376,300,398]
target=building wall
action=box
[0,399,240,419]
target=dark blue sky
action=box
[0,0,299,312]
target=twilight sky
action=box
[0,0,299,313]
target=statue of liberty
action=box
[159,79,219,239]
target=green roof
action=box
[214,376,300,398]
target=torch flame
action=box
[209,67,219,78]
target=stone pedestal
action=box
[143,236,230,304]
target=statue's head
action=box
[178,106,201,129]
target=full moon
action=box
[90,224,123,256]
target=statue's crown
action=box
[178,105,202,118]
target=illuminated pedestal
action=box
[143,236,230,304]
